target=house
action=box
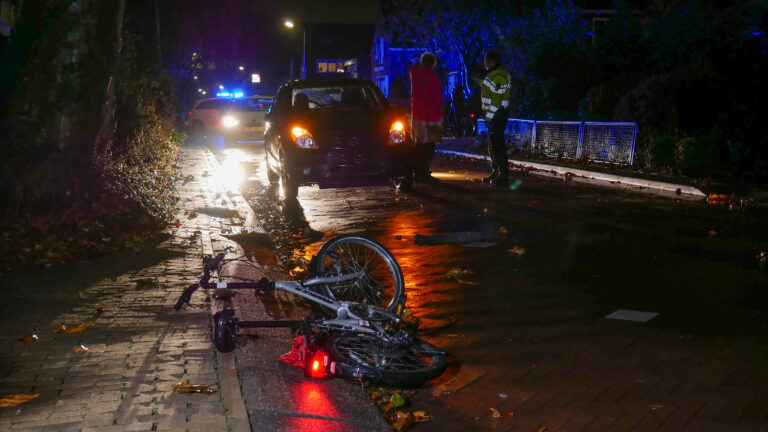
[304,22,375,79]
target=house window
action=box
[316,59,345,74]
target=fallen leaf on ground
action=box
[171,220,182,228]
[0,393,39,407]
[172,380,218,395]
[537,427,548,432]
[387,391,405,411]
[54,321,94,334]
[490,407,502,418]
[289,266,305,277]
[444,267,476,285]
[499,226,508,234]
[649,404,663,410]
[94,306,105,314]
[401,309,421,330]
[412,411,433,422]
[75,344,89,353]
[507,246,526,255]
[708,230,717,236]
[188,211,198,219]
[20,334,39,342]
[387,411,416,431]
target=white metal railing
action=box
[477,118,638,165]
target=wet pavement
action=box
[4,139,766,432]
[221,140,768,431]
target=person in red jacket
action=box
[409,52,443,183]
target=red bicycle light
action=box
[306,349,330,379]
[470,113,475,119]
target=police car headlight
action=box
[222,115,239,128]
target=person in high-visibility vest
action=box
[480,50,512,187]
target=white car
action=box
[218,95,274,144]
[188,97,234,137]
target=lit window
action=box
[318,62,327,73]
[328,63,336,72]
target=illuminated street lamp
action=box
[284,18,306,79]
[238,65,244,71]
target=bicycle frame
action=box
[203,271,401,336]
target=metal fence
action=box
[477,118,638,165]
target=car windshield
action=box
[291,84,387,111]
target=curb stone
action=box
[438,149,707,199]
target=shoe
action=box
[482,171,499,183]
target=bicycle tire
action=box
[213,309,236,353]
[310,235,405,313]
[324,332,446,386]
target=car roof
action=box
[245,95,274,99]
[280,77,376,91]
[193,97,233,106]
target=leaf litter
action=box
[0,393,39,407]
[172,380,218,395]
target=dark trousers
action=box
[487,108,509,178]
[414,142,436,177]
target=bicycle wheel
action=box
[324,333,446,386]
[310,235,404,313]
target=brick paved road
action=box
[0,144,247,431]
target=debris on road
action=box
[489,407,502,418]
[444,267,477,285]
[0,393,39,407]
[507,246,526,255]
[386,411,416,431]
[172,380,218,395]
[75,344,89,353]
[54,321,94,334]
[758,251,767,267]
[20,334,38,342]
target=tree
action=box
[381,0,512,99]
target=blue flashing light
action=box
[753,31,764,36]
[216,92,231,97]
[233,91,244,98]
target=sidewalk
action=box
[0,145,249,431]
[438,137,709,199]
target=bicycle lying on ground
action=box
[174,235,447,386]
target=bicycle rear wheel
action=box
[310,235,405,313]
[325,333,446,386]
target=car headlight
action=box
[388,120,406,145]
[222,115,239,128]
[290,126,317,149]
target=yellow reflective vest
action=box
[480,66,512,121]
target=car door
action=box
[198,99,232,130]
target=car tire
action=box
[279,150,299,201]
[265,151,279,184]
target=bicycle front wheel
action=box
[310,235,404,313]
[325,333,446,386]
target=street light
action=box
[284,18,306,79]
[238,65,244,71]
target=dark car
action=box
[264,78,414,200]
